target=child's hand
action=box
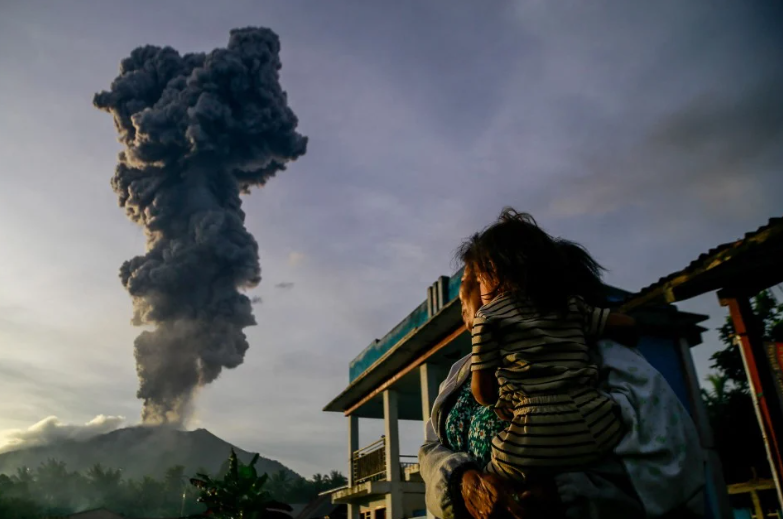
[494,406,513,421]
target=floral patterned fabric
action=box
[444,381,508,468]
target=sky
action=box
[0,0,782,478]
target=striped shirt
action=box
[471,293,610,400]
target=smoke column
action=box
[93,28,307,425]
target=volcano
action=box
[0,426,299,480]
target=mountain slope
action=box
[0,427,300,480]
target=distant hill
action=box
[0,426,300,480]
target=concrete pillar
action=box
[384,390,401,482]
[384,390,403,519]
[420,363,441,437]
[348,415,359,486]
[436,276,449,313]
[347,415,360,519]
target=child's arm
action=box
[577,298,639,347]
[472,370,499,407]
[470,312,501,407]
[603,312,639,347]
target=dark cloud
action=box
[541,0,783,224]
[547,77,783,220]
[93,27,307,425]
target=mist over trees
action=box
[0,458,346,519]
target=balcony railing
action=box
[351,438,419,485]
[352,438,387,484]
[399,455,418,470]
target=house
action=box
[292,493,347,519]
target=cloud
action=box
[550,76,783,216]
[287,252,305,266]
[274,282,295,290]
[0,415,126,453]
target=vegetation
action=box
[701,288,783,483]
[191,449,292,519]
[0,452,346,519]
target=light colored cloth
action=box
[593,339,706,517]
[419,339,706,519]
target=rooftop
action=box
[622,217,783,311]
[325,272,704,417]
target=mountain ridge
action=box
[0,426,301,481]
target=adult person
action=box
[418,266,705,519]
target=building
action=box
[323,267,723,519]
[291,494,347,519]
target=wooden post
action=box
[719,292,783,508]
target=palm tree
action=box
[701,373,729,409]
[266,470,292,502]
[327,471,347,488]
[190,449,292,519]
[86,463,123,505]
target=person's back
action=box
[474,292,608,402]
[457,207,630,483]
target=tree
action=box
[86,463,123,506]
[34,458,76,515]
[266,470,292,501]
[0,474,40,519]
[712,289,783,391]
[190,449,292,519]
[703,288,783,483]
[327,470,347,488]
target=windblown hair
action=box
[459,263,482,329]
[456,208,607,315]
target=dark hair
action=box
[456,208,606,314]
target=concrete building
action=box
[323,267,725,519]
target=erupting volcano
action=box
[93,27,308,425]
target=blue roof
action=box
[348,267,464,382]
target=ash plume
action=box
[93,28,307,425]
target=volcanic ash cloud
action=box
[93,27,308,425]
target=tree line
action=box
[0,457,346,519]
[701,288,783,483]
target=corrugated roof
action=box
[293,494,342,519]
[623,217,783,310]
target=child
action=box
[458,208,637,483]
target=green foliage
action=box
[190,449,293,519]
[703,288,783,483]
[0,451,347,519]
[0,459,203,518]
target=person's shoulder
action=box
[480,293,518,313]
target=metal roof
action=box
[622,217,783,311]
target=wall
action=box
[636,335,693,413]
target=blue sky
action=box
[0,0,782,477]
